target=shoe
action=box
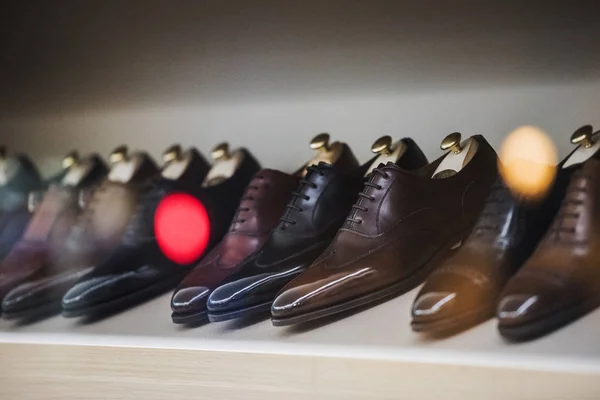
[61,144,261,318]
[2,147,155,319]
[0,153,107,317]
[207,135,428,322]
[0,151,42,260]
[271,133,497,327]
[497,126,600,341]
[170,168,298,324]
[411,168,571,335]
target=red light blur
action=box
[154,193,210,265]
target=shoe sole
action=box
[271,230,468,327]
[411,305,495,335]
[171,310,208,324]
[62,274,183,318]
[207,300,273,323]
[498,292,600,342]
[2,300,62,321]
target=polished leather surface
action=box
[411,167,570,331]
[207,139,429,317]
[497,156,600,337]
[271,136,497,322]
[171,168,298,316]
[61,149,261,313]
[2,156,156,316]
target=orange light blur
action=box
[499,126,558,201]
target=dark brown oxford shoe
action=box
[271,133,497,326]
[498,127,600,341]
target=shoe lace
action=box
[473,180,512,234]
[278,164,328,230]
[548,168,588,239]
[230,174,265,231]
[346,167,389,224]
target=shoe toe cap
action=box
[412,291,458,320]
[171,286,210,314]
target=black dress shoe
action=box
[206,139,428,322]
[61,147,261,318]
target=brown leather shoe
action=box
[170,168,299,324]
[498,149,600,341]
[0,155,107,305]
[2,149,156,319]
[271,134,498,326]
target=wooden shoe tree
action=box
[161,144,195,180]
[301,133,345,176]
[107,146,148,183]
[365,136,407,176]
[61,151,102,187]
[432,132,479,179]
[563,125,600,168]
[202,142,244,187]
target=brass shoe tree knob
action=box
[310,133,331,152]
[441,132,463,154]
[571,125,594,148]
[109,145,128,164]
[62,150,79,169]
[211,142,231,161]
[371,135,393,155]
[163,144,183,163]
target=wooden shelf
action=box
[1,287,599,399]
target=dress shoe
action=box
[411,166,571,335]
[207,138,429,322]
[271,134,497,326]
[497,149,600,341]
[61,146,261,318]
[2,151,154,319]
[170,168,298,324]
[0,153,42,259]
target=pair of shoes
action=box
[412,125,600,341]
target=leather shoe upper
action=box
[272,135,497,321]
[411,166,571,328]
[63,149,262,312]
[498,156,600,333]
[208,140,429,315]
[0,157,108,304]
[3,154,156,315]
[171,168,298,315]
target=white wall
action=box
[1,1,599,176]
